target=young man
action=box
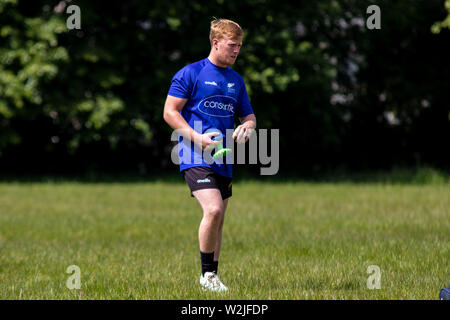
[163,18,257,292]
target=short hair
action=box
[209,18,243,45]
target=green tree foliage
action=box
[431,0,450,33]
[0,0,68,152]
[0,0,449,173]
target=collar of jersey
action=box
[206,57,230,71]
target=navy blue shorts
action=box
[181,166,232,200]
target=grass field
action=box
[0,176,448,299]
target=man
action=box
[163,18,257,292]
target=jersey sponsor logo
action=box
[204,81,217,86]
[197,95,236,118]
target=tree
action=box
[0,0,68,154]
[0,0,449,174]
[431,0,450,33]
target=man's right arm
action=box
[163,95,218,150]
[163,95,198,140]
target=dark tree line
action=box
[0,0,449,175]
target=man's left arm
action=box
[233,113,256,143]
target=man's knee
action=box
[204,205,224,222]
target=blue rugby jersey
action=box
[168,57,254,178]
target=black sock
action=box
[200,251,215,275]
[212,261,218,274]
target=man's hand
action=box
[232,124,254,144]
[193,131,221,151]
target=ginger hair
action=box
[209,18,243,46]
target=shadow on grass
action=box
[0,166,449,185]
[300,278,362,291]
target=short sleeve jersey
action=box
[168,58,254,178]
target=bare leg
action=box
[193,189,226,253]
[214,198,228,261]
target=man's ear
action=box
[212,39,219,50]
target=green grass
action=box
[0,178,448,299]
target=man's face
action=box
[214,36,242,66]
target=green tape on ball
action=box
[210,129,232,159]
[213,147,232,159]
